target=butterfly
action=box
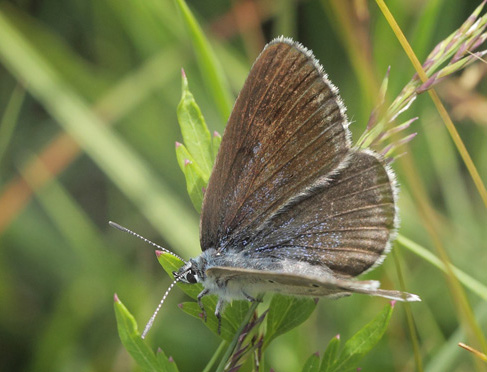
[112,37,419,337]
[171,37,419,332]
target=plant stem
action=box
[215,296,263,372]
[202,340,227,372]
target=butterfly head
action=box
[173,257,206,284]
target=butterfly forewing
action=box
[201,39,351,251]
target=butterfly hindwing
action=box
[246,149,397,277]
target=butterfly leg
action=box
[197,288,210,322]
[215,297,225,334]
[241,290,261,303]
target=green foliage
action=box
[301,352,321,372]
[114,296,179,372]
[300,303,393,372]
[320,335,340,371]
[177,72,213,177]
[157,349,180,372]
[176,72,213,212]
[2,0,487,371]
[325,303,393,371]
[264,295,317,348]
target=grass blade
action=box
[0,9,199,257]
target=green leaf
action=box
[177,72,213,178]
[188,297,252,340]
[264,294,317,348]
[156,348,180,372]
[114,295,168,372]
[301,352,321,372]
[173,0,233,122]
[179,299,251,341]
[175,142,207,212]
[329,303,394,372]
[157,251,185,277]
[319,335,341,372]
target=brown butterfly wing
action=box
[245,150,397,277]
[201,39,351,251]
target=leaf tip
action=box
[178,303,183,309]
[175,141,182,148]
[335,333,340,339]
[169,356,175,363]
[184,159,192,167]
[314,351,320,357]
[390,300,397,308]
[155,250,163,257]
[114,293,120,303]
[180,68,189,92]
[213,130,221,138]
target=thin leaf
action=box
[175,142,207,212]
[329,303,394,372]
[179,301,234,341]
[113,295,166,372]
[320,335,341,372]
[179,299,251,341]
[177,71,213,178]
[156,348,180,372]
[264,294,317,348]
[301,352,321,372]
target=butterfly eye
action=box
[184,270,197,284]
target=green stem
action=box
[202,340,227,372]
[215,296,263,372]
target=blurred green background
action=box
[1,0,486,371]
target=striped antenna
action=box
[142,278,179,339]
[109,221,186,263]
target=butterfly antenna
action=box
[141,278,179,339]
[109,221,186,262]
